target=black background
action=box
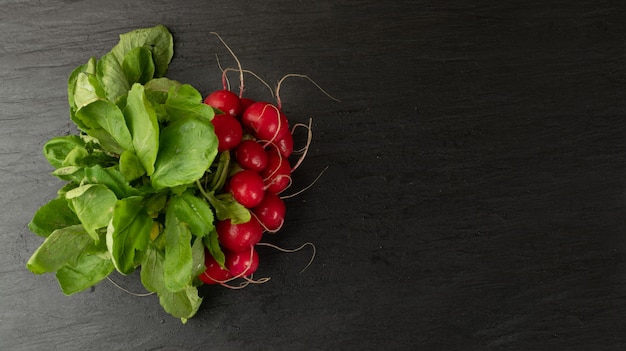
[2,1,626,350]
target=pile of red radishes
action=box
[198,88,301,286]
[192,33,338,289]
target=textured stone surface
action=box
[2,1,626,350]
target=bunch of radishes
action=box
[198,88,301,286]
[194,33,336,289]
[24,26,334,322]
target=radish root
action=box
[216,275,270,290]
[256,103,285,147]
[250,210,285,234]
[256,242,316,274]
[222,67,275,97]
[260,141,293,194]
[275,73,341,110]
[242,275,271,285]
[210,32,245,97]
[215,54,231,91]
[280,165,328,200]
[106,276,154,297]
[201,271,251,290]
[215,246,271,289]
[290,118,313,172]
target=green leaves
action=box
[27,225,113,295]
[112,24,173,78]
[140,244,203,323]
[151,116,218,190]
[170,191,214,237]
[125,83,159,176]
[122,47,155,86]
[165,84,216,122]
[27,225,96,274]
[76,99,132,153]
[142,243,204,322]
[162,192,215,291]
[141,244,166,292]
[43,135,86,168]
[138,194,213,322]
[27,24,233,323]
[159,286,203,323]
[69,57,102,113]
[56,253,115,295]
[206,191,251,224]
[96,24,173,102]
[29,196,80,237]
[84,165,139,198]
[163,205,193,292]
[119,149,145,181]
[66,184,117,240]
[106,196,153,274]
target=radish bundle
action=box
[197,91,302,284]
[25,25,323,323]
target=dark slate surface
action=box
[2,1,626,350]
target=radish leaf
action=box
[124,83,159,176]
[106,196,152,274]
[163,203,193,292]
[111,24,173,78]
[119,149,145,181]
[205,191,251,224]
[66,184,118,241]
[170,191,214,237]
[141,244,166,292]
[190,237,206,278]
[151,117,217,190]
[29,196,80,238]
[43,135,87,169]
[122,46,155,86]
[75,99,133,153]
[98,25,173,102]
[203,228,225,267]
[158,285,202,323]
[84,165,140,198]
[56,252,114,295]
[26,225,94,274]
[165,83,215,123]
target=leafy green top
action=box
[26,25,247,323]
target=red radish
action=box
[261,149,292,194]
[211,114,243,152]
[242,102,290,142]
[235,140,268,172]
[273,131,294,158]
[204,89,243,117]
[199,251,232,284]
[240,97,256,111]
[253,192,286,232]
[225,246,259,277]
[217,217,263,252]
[228,170,265,208]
